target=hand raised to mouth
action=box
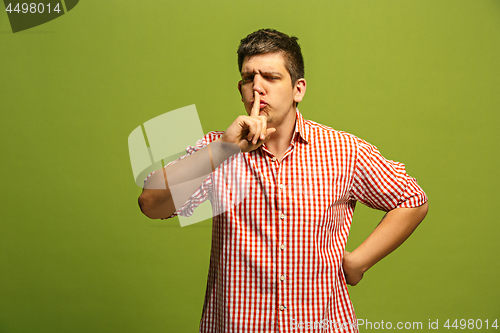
[217,91,276,152]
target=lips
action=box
[252,99,268,109]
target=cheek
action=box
[279,88,294,102]
[245,93,255,105]
[240,87,251,100]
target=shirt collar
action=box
[260,108,311,157]
[293,108,311,144]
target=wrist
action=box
[211,140,240,156]
[347,249,371,274]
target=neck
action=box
[265,111,296,161]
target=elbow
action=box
[138,191,159,219]
[138,189,175,220]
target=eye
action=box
[242,76,254,84]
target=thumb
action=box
[262,127,277,141]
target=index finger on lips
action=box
[250,91,260,117]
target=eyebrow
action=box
[241,71,283,77]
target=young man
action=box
[139,29,428,332]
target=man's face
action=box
[238,52,305,128]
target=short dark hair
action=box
[237,29,305,85]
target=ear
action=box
[238,80,243,101]
[293,78,307,104]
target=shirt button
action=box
[271,157,277,162]
[280,275,286,281]
[278,184,284,189]
[280,244,285,250]
[280,214,285,220]
[279,305,285,311]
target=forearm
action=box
[138,100,275,220]
[138,141,239,219]
[351,202,428,271]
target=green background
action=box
[1,0,498,332]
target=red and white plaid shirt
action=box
[165,110,427,333]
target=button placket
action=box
[275,153,289,326]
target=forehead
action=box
[241,52,288,73]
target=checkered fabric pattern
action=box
[165,110,427,333]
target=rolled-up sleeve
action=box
[350,138,427,211]
[144,132,222,219]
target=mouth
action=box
[251,100,268,109]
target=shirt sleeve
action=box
[144,132,222,219]
[349,137,427,211]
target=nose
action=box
[252,74,265,95]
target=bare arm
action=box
[343,202,428,285]
[138,92,275,219]
[138,142,239,219]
